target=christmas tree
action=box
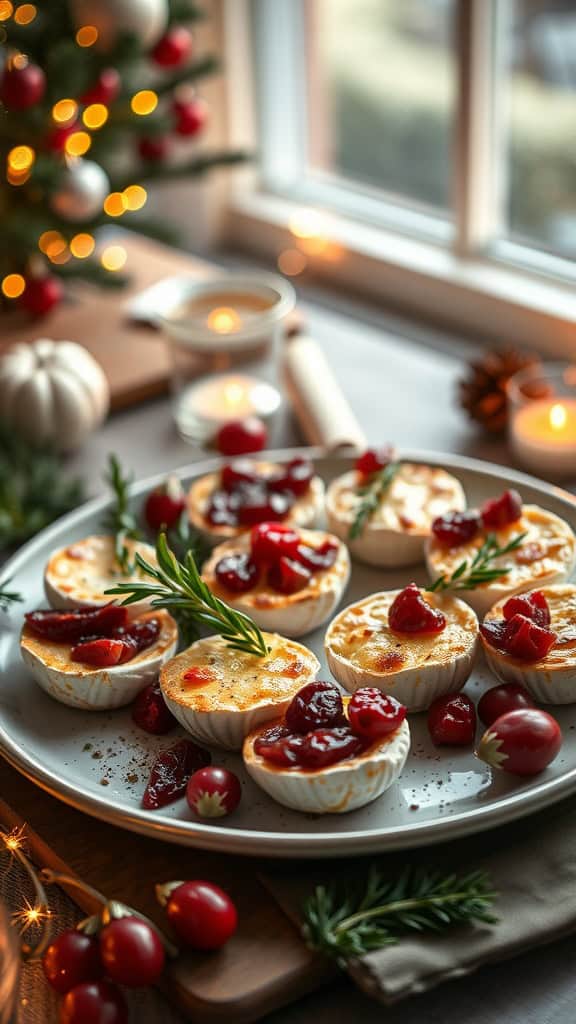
[0,0,246,316]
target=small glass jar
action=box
[507,362,576,479]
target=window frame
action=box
[221,0,576,356]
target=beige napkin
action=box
[263,792,576,1006]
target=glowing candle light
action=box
[206,306,242,334]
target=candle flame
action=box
[223,381,246,407]
[549,403,567,431]
[207,307,241,334]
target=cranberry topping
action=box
[295,540,338,571]
[214,553,259,593]
[480,613,557,662]
[480,489,523,530]
[25,604,128,642]
[236,488,293,526]
[142,739,211,810]
[132,681,177,734]
[205,489,242,527]
[268,457,313,497]
[253,728,306,767]
[285,681,346,733]
[114,617,161,652]
[267,557,311,594]
[355,447,393,480]
[428,693,476,746]
[502,590,550,627]
[295,727,367,769]
[250,523,300,565]
[221,460,261,492]
[431,510,481,548]
[70,637,132,667]
[388,583,447,635]
[348,688,406,740]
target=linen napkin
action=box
[262,790,576,1006]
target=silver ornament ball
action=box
[50,160,110,222]
[69,0,168,51]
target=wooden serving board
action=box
[0,760,332,1023]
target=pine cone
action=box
[458,349,540,434]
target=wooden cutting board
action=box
[0,761,332,1023]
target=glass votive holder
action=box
[173,371,282,444]
[507,362,576,479]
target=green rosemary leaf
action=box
[102,455,143,575]
[0,578,23,612]
[428,532,527,593]
[349,462,399,541]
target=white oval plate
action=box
[2,449,576,858]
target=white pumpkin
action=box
[0,339,110,451]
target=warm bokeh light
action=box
[39,230,64,254]
[122,184,147,211]
[82,103,108,130]
[49,245,71,265]
[64,131,91,156]
[52,98,78,124]
[8,145,34,171]
[0,1,13,20]
[70,233,95,259]
[1,273,25,298]
[12,900,50,934]
[11,52,28,69]
[550,403,568,431]
[277,248,307,276]
[101,245,127,271]
[3,826,26,852]
[14,3,36,24]
[76,24,98,47]
[289,209,325,239]
[130,90,158,116]
[6,167,30,185]
[103,192,126,217]
[206,307,242,334]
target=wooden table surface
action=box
[3,244,576,1024]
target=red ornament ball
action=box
[173,97,207,137]
[45,122,79,154]
[138,135,170,162]
[216,417,268,456]
[60,980,127,1024]
[0,61,45,110]
[20,276,63,317]
[80,68,121,106]
[162,880,238,949]
[99,916,165,988]
[152,27,192,67]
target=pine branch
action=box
[101,456,143,574]
[110,150,250,191]
[303,866,497,965]
[0,579,23,612]
[105,533,269,658]
[349,462,399,540]
[428,532,528,592]
[154,55,219,96]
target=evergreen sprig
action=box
[428,532,528,592]
[105,533,269,657]
[0,579,23,612]
[102,455,142,575]
[303,866,497,965]
[349,462,399,540]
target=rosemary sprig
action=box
[428,532,528,593]
[102,455,142,575]
[105,532,269,657]
[0,578,23,612]
[349,462,399,541]
[303,866,497,965]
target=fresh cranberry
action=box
[296,727,367,769]
[268,457,314,497]
[295,540,339,571]
[60,980,127,1024]
[355,447,393,479]
[144,477,186,531]
[502,590,551,627]
[25,604,128,643]
[99,917,165,988]
[388,583,447,635]
[221,460,261,492]
[285,681,346,733]
[186,766,242,817]
[214,553,259,593]
[481,489,523,530]
[431,510,481,548]
[236,488,293,526]
[348,688,406,740]
[132,682,177,734]
[267,557,311,594]
[250,522,300,564]
[216,417,268,456]
[477,708,562,776]
[70,637,133,667]
[142,740,211,810]
[428,693,476,746]
[43,930,102,994]
[159,880,238,950]
[478,683,536,727]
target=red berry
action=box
[431,510,481,547]
[477,708,562,776]
[295,727,367,769]
[480,614,556,662]
[502,590,550,627]
[114,617,161,653]
[20,275,63,317]
[388,583,447,635]
[221,459,260,491]
[142,740,211,810]
[216,417,268,456]
[348,688,406,740]
[60,980,127,1024]
[144,477,186,530]
[99,917,165,988]
[285,681,346,733]
[267,556,311,594]
[253,725,302,766]
[268,457,314,497]
[151,26,192,67]
[354,447,393,479]
[43,930,102,994]
[80,68,121,105]
[25,604,128,643]
[481,489,523,530]
[294,540,338,571]
[132,681,177,734]
[250,522,300,564]
[138,135,170,162]
[214,553,259,593]
[70,637,131,667]
[174,97,207,136]
[478,683,536,727]
[236,488,292,526]
[186,766,241,818]
[0,62,45,110]
[428,693,476,746]
[160,880,237,949]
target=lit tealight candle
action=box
[511,397,576,478]
[206,306,243,335]
[174,372,281,443]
